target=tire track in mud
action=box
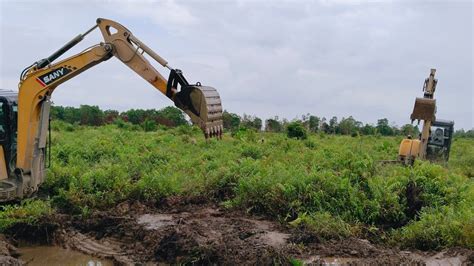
[0,234,22,265]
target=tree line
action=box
[224,111,421,137]
[50,105,472,138]
[453,129,474,138]
[50,105,187,130]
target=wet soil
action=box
[0,234,22,265]
[4,198,473,265]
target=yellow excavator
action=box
[398,69,454,165]
[0,18,223,202]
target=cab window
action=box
[0,102,5,140]
[11,103,17,144]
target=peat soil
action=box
[0,234,22,265]
[3,197,473,265]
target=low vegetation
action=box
[1,120,473,251]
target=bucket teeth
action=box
[204,124,223,139]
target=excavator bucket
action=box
[174,85,224,139]
[410,98,436,121]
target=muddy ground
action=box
[3,197,473,265]
[0,234,23,265]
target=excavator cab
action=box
[0,90,18,199]
[426,119,454,162]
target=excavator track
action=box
[0,180,17,201]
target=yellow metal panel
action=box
[0,146,7,179]
[17,45,110,172]
[398,139,421,158]
[410,139,421,157]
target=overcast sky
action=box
[0,0,472,129]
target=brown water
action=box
[19,245,113,266]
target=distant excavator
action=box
[0,18,223,201]
[398,69,454,165]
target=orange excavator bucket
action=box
[410,98,436,122]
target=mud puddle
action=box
[19,245,113,266]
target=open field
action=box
[1,122,473,264]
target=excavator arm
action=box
[95,19,223,138]
[3,18,223,200]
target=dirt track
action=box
[4,197,473,265]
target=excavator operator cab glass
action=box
[0,94,18,177]
[426,120,454,162]
[0,101,6,141]
[11,103,17,142]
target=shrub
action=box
[287,122,307,139]
[289,212,353,240]
[141,119,157,132]
[393,204,474,250]
[0,200,52,232]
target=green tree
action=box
[360,123,376,135]
[309,115,320,132]
[63,106,81,124]
[338,116,361,135]
[253,117,263,131]
[453,129,474,138]
[79,105,104,126]
[377,118,394,136]
[321,117,330,134]
[104,109,119,124]
[400,124,419,136]
[265,117,283,132]
[329,116,338,134]
[141,119,157,132]
[222,111,241,131]
[122,109,147,124]
[50,106,65,120]
[287,121,308,139]
[156,106,187,126]
[241,114,262,131]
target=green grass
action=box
[0,200,52,231]
[1,121,473,250]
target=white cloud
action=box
[110,0,198,33]
[0,0,472,129]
